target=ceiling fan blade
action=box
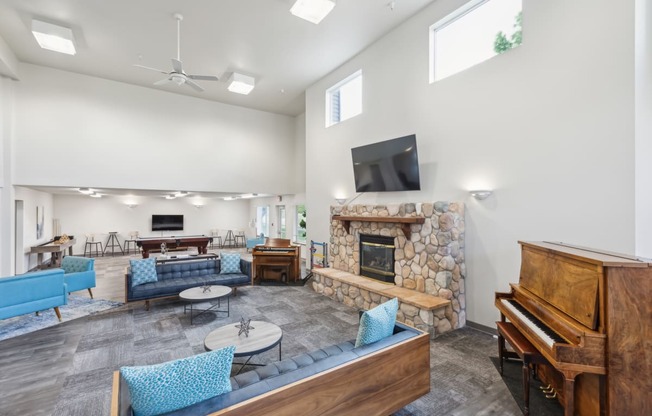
[153,77,172,86]
[171,59,183,73]
[184,78,205,92]
[187,74,219,81]
[134,64,169,74]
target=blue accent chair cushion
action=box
[130,258,158,287]
[120,346,236,416]
[355,297,399,347]
[61,256,96,294]
[220,253,241,274]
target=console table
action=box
[30,238,76,269]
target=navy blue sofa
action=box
[112,321,430,415]
[125,258,251,308]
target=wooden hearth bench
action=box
[311,268,451,338]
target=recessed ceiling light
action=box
[165,194,176,200]
[90,192,102,198]
[290,0,336,24]
[78,188,93,194]
[32,19,76,55]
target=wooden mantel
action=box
[332,215,425,237]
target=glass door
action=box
[277,206,286,238]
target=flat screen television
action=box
[152,214,184,231]
[351,134,421,192]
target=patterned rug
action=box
[0,296,123,342]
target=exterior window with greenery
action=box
[429,0,522,82]
[295,205,307,244]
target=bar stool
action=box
[234,230,246,248]
[83,234,104,257]
[223,230,236,248]
[210,229,222,249]
[103,231,124,256]
[124,231,139,255]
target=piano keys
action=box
[495,241,652,416]
[252,238,301,284]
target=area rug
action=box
[0,296,123,342]
[491,357,564,415]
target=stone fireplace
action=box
[359,234,395,283]
[312,202,466,336]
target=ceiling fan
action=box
[134,13,218,92]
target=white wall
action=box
[13,64,299,195]
[53,194,251,255]
[635,0,652,257]
[14,186,54,272]
[305,0,638,328]
[0,76,16,275]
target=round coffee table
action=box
[179,285,231,324]
[204,321,283,374]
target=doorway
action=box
[14,200,24,274]
[277,206,286,238]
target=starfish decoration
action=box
[201,285,212,293]
[235,317,254,337]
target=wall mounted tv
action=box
[152,214,184,231]
[351,134,421,192]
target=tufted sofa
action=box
[125,258,251,309]
[111,321,430,416]
[0,269,68,321]
[61,256,96,298]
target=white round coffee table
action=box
[204,321,283,374]
[179,285,231,324]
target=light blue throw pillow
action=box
[355,297,399,347]
[129,258,158,287]
[120,345,236,416]
[220,252,241,274]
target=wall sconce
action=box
[470,190,493,200]
[193,204,203,209]
[335,198,347,205]
[126,203,138,209]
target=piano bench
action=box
[497,321,548,416]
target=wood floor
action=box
[0,250,525,416]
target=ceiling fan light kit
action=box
[228,73,255,95]
[134,13,218,92]
[290,0,336,24]
[32,19,76,55]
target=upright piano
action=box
[495,241,651,416]
[252,238,301,284]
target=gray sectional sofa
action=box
[125,258,251,308]
[111,321,430,416]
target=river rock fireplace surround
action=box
[311,202,466,336]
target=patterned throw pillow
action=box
[354,297,399,347]
[220,252,241,274]
[129,258,158,287]
[120,345,236,416]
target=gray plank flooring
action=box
[0,252,523,416]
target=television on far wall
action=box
[152,214,184,231]
[351,134,421,192]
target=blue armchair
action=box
[0,269,67,321]
[246,233,265,252]
[61,256,96,298]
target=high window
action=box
[326,70,362,127]
[430,0,522,82]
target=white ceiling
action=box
[0,0,435,116]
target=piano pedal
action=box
[542,387,555,394]
[545,391,558,399]
[539,384,552,392]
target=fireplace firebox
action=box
[359,234,395,284]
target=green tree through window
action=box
[494,11,522,54]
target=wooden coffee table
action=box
[204,321,283,374]
[179,285,231,324]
